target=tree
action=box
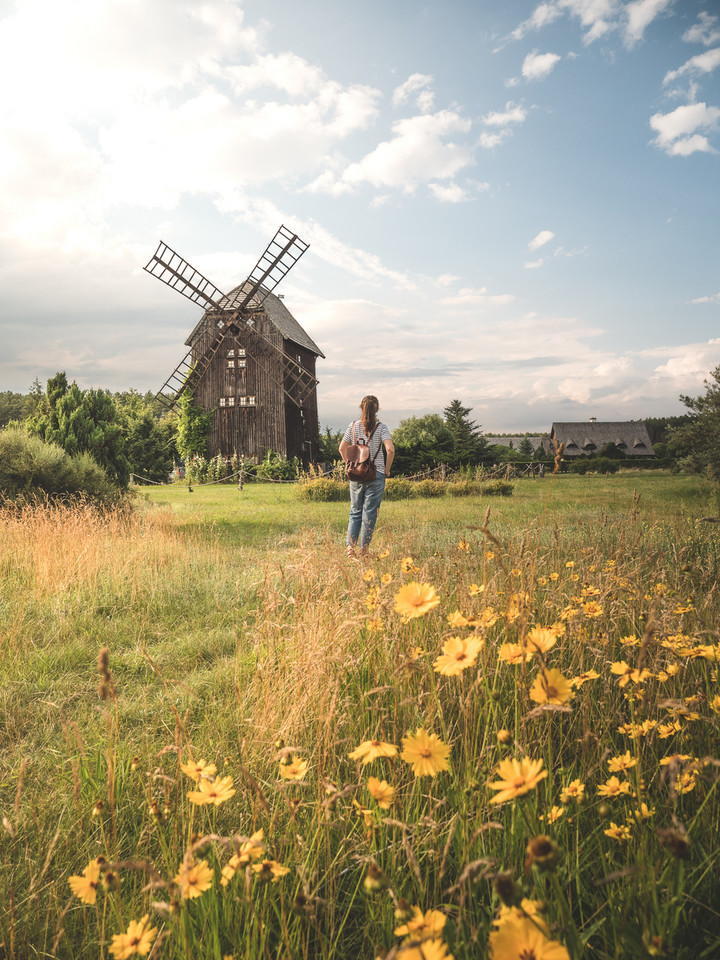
[0,391,30,428]
[442,399,489,467]
[317,425,344,463]
[27,372,130,487]
[671,367,720,483]
[518,437,535,458]
[176,393,213,460]
[392,414,454,474]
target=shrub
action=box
[383,478,415,500]
[0,426,116,502]
[257,450,299,482]
[413,479,446,498]
[447,479,482,497]
[569,457,619,475]
[480,479,514,496]
[296,478,347,502]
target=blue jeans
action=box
[346,475,386,550]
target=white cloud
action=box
[479,131,510,149]
[683,12,720,47]
[438,287,515,307]
[482,102,528,126]
[392,73,435,113]
[664,47,720,85]
[529,230,556,250]
[650,102,720,155]
[624,0,674,49]
[524,258,545,269]
[510,0,620,46]
[429,182,470,203]
[522,50,562,81]
[306,109,474,195]
[690,292,720,304]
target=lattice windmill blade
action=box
[236,319,318,409]
[222,225,309,311]
[144,241,226,311]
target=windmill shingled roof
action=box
[186,283,324,358]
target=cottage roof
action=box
[186,284,324,358]
[550,421,654,456]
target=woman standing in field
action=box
[339,395,395,560]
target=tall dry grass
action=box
[0,481,719,959]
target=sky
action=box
[0,0,719,432]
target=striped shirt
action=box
[342,420,392,476]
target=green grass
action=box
[0,472,718,959]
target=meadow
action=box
[0,472,718,959]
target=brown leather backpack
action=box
[344,422,380,482]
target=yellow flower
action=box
[279,756,308,780]
[620,634,640,646]
[109,914,158,959]
[394,906,447,939]
[525,628,557,654]
[458,539,470,551]
[488,757,548,805]
[180,757,217,782]
[394,582,441,619]
[560,779,585,804]
[498,642,533,665]
[597,776,631,797]
[608,751,637,773]
[252,859,290,882]
[711,695,720,714]
[397,940,453,960]
[174,859,214,899]
[549,572,559,581]
[571,669,599,688]
[363,569,376,582]
[366,618,383,631]
[433,635,483,676]
[540,805,566,824]
[604,822,631,841]
[378,549,390,559]
[485,551,495,561]
[489,915,569,960]
[530,668,573,706]
[537,576,548,586]
[476,606,499,628]
[610,661,651,687]
[494,899,547,930]
[565,561,575,568]
[187,775,236,806]
[68,858,102,905]
[400,728,451,778]
[468,583,485,596]
[446,610,469,628]
[401,556,418,573]
[633,802,655,820]
[674,770,698,794]
[348,739,398,764]
[582,600,603,618]
[220,829,266,887]
[381,573,393,585]
[367,776,395,809]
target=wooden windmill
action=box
[145,225,324,463]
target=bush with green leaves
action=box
[296,478,347,502]
[0,426,116,501]
[256,450,299,482]
[568,457,619,475]
[480,479,514,496]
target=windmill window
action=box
[237,359,246,368]
[227,349,235,358]
[227,359,236,368]
[237,348,246,357]
[239,395,256,407]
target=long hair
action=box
[360,395,379,436]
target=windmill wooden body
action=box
[145,226,324,464]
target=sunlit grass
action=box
[0,474,718,959]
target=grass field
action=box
[1,472,718,959]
